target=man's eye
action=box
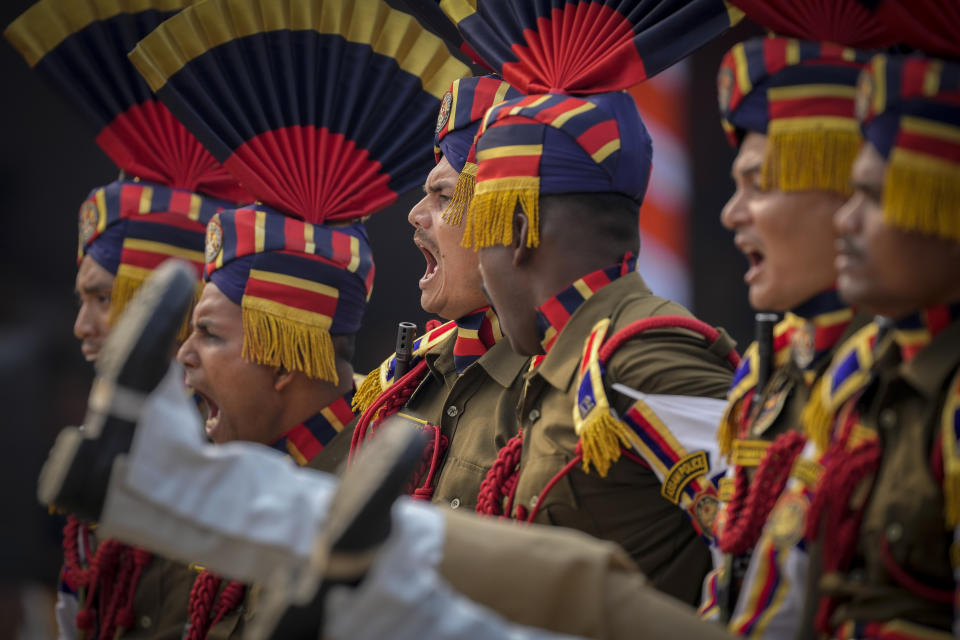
[97,294,111,305]
[196,324,217,340]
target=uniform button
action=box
[879,408,897,430]
[528,409,540,423]
[446,405,459,418]
[886,522,903,542]
[140,616,152,629]
[450,498,461,509]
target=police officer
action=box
[10,0,466,637]
[451,0,740,605]
[700,0,896,631]
[5,1,253,636]
[801,49,960,639]
[325,75,531,515]
[35,0,743,636]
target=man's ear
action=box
[274,366,296,392]
[513,209,532,267]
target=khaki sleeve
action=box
[605,327,734,415]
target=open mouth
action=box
[193,390,221,438]
[417,243,439,286]
[741,246,765,284]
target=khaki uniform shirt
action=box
[315,333,529,512]
[80,538,247,639]
[713,316,870,636]
[821,318,960,636]
[722,314,870,496]
[511,273,735,605]
[404,334,530,511]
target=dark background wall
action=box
[0,0,759,612]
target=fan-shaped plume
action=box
[438,0,743,95]
[730,0,896,49]
[872,0,960,58]
[4,0,249,203]
[386,0,492,70]
[130,0,470,224]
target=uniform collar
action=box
[530,270,652,392]
[532,253,638,368]
[784,288,855,373]
[426,327,528,388]
[452,306,502,374]
[889,303,960,397]
[270,388,356,466]
[892,301,960,363]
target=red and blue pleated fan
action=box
[129,0,471,225]
[870,0,960,59]
[729,0,897,49]
[386,0,493,70]
[438,0,744,95]
[4,0,250,204]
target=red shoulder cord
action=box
[804,409,882,635]
[808,406,954,635]
[406,425,449,500]
[477,316,740,522]
[62,515,153,639]
[185,570,246,640]
[349,319,450,500]
[476,432,524,517]
[718,430,807,555]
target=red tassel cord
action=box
[719,430,808,555]
[185,571,246,640]
[62,515,155,639]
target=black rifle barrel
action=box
[755,312,779,395]
[393,322,417,379]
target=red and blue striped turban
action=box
[434,75,524,224]
[439,0,743,248]
[717,0,897,195]
[4,0,251,328]
[78,180,234,326]
[856,54,960,241]
[204,207,375,381]
[130,0,469,382]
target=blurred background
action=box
[0,2,759,637]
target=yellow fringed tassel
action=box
[241,301,338,383]
[885,151,960,241]
[108,268,147,328]
[442,162,476,226]
[176,281,204,343]
[110,265,201,343]
[801,375,832,455]
[717,398,742,461]
[762,126,861,195]
[352,366,385,414]
[578,410,634,477]
[461,177,540,249]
